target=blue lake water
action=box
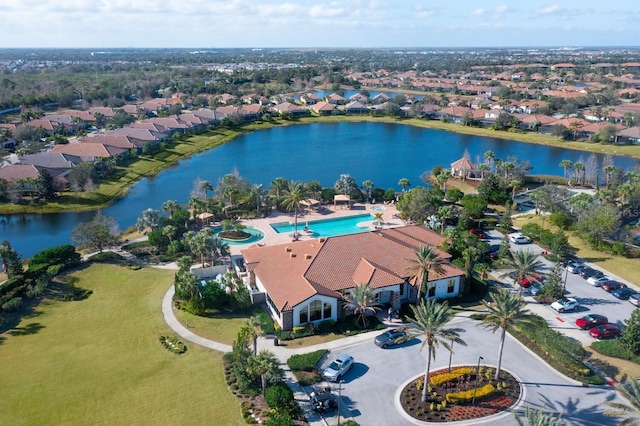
[2,122,638,257]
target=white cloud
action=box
[534,4,563,16]
[469,9,485,18]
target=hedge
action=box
[287,350,327,372]
[446,384,495,403]
[430,368,473,386]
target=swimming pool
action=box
[270,214,374,237]
[214,227,265,246]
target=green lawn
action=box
[0,263,242,425]
[173,306,263,346]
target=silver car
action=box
[323,353,354,382]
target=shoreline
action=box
[1,115,638,215]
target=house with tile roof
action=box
[241,225,465,331]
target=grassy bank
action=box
[513,214,640,286]
[0,263,242,425]
[2,114,639,215]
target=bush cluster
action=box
[158,335,187,354]
[430,368,473,386]
[287,349,328,372]
[446,384,495,404]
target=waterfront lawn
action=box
[0,263,241,425]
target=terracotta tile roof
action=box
[51,142,127,158]
[242,239,325,312]
[451,157,476,170]
[241,225,462,312]
[0,164,40,182]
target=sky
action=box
[2,0,639,49]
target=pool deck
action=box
[229,202,403,255]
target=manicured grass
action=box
[586,347,640,382]
[172,305,264,346]
[513,215,640,286]
[0,263,242,425]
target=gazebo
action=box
[333,194,353,209]
[301,198,320,210]
[196,212,215,225]
[450,157,476,179]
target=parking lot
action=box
[315,317,621,425]
[487,229,638,346]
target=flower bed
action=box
[158,335,187,354]
[399,366,520,422]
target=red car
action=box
[601,281,627,293]
[575,314,608,330]
[517,274,545,288]
[470,229,488,239]
[589,324,622,340]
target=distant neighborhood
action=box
[2,55,640,198]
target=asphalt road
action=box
[316,317,621,426]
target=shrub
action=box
[287,350,328,371]
[158,335,187,354]
[446,384,495,404]
[265,382,300,418]
[430,368,473,386]
[2,296,23,312]
[28,244,81,270]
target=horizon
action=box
[2,1,639,49]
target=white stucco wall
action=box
[292,294,337,328]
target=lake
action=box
[2,122,637,257]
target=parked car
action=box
[322,353,354,382]
[612,288,638,300]
[587,276,611,287]
[567,262,586,274]
[551,297,579,313]
[589,324,622,340]
[529,283,544,296]
[601,281,627,293]
[579,267,604,280]
[484,244,501,261]
[575,314,608,330]
[374,328,407,348]
[509,234,532,244]
[630,293,640,307]
[517,273,546,288]
[470,228,488,239]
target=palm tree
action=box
[405,300,466,402]
[406,245,446,305]
[343,283,381,327]
[604,377,640,425]
[500,249,545,293]
[573,162,585,186]
[270,177,289,205]
[508,179,522,200]
[307,179,323,201]
[437,205,454,233]
[513,406,564,426]
[249,350,283,396]
[484,150,496,172]
[436,170,451,191]
[362,179,375,201]
[241,315,263,355]
[250,183,266,214]
[559,160,573,180]
[477,163,490,180]
[398,177,411,192]
[603,165,616,188]
[281,180,309,240]
[480,288,534,380]
[373,212,384,228]
[199,180,213,201]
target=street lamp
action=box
[336,380,344,426]
[472,356,484,406]
[448,337,455,373]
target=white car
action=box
[509,234,532,244]
[587,276,611,287]
[323,353,354,382]
[551,297,579,313]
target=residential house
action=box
[311,101,337,116]
[272,102,309,116]
[617,126,640,144]
[371,93,391,104]
[349,93,369,104]
[301,93,320,105]
[241,225,465,331]
[325,93,347,105]
[344,101,369,115]
[51,142,129,162]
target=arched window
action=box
[299,308,308,324]
[323,302,332,319]
[309,300,322,321]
